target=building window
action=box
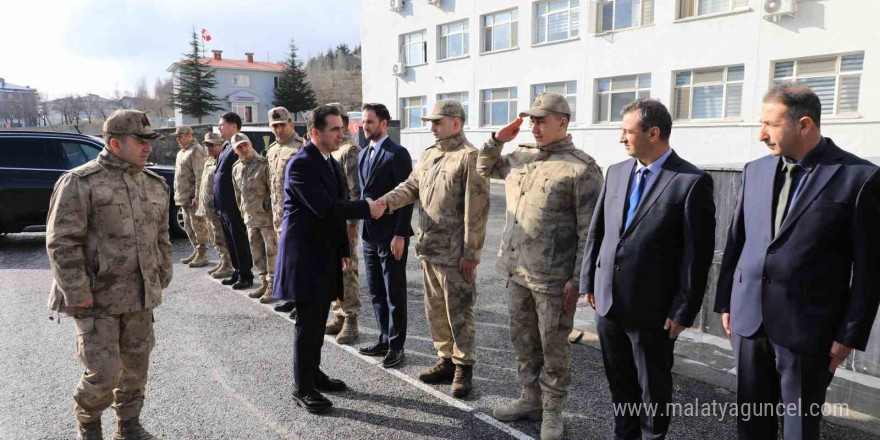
[401,96,427,129]
[232,75,251,87]
[232,104,255,123]
[597,0,654,33]
[439,20,469,60]
[482,9,519,53]
[772,53,864,115]
[532,81,577,121]
[437,92,470,125]
[273,77,279,89]
[677,0,748,19]
[481,87,518,127]
[673,65,744,120]
[535,0,580,44]
[595,74,650,122]
[401,31,427,66]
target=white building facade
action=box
[361,0,878,167]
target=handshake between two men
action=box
[366,197,388,220]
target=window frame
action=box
[771,52,865,117]
[533,0,581,45]
[438,19,470,61]
[531,81,578,121]
[481,8,520,54]
[231,74,251,88]
[401,30,428,67]
[480,87,519,127]
[401,96,428,129]
[437,91,470,126]
[672,65,745,121]
[594,74,651,123]
[596,0,654,34]
[675,0,749,20]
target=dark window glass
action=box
[0,138,49,169]
[58,141,100,169]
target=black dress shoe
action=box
[292,391,332,414]
[288,309,298,321]
[221,275,239,285]
[315,372,348,392]
[358,342,389,357]
[382,349,405,368]
[232,279,254,290]
[274,302,295,313]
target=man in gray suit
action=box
[715,85,880,439]
[581,99,716,440]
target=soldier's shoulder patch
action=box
[68,161,103,178]
[568,149,596,167]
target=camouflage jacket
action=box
[477,134,603,293]
[331,138,363,227]
[384,132,489,266]
[46,149,173,316]
[195,155,218,218]
[232,154,273,228]
[267,132,305,234]
[173,140,207,206]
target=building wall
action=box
[362,0,879,166]
[173,67,280,126]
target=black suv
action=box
[0,131,185,237]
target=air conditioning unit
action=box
[427,0,442,6]
[390,0,404,12]
[763,0,796,20]
[392,63,407,77]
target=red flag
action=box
[201,28,207,34]
[205,35,212,42]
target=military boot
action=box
[180,249,197,264]
[114,417,158,440]
[248,277,267,299]
[492,385,543,421]
[418,357,455,383]
[259,277,276,303]
[451,365,473,398]
[211,252,234,279]
[325,315,345,335]
[77,420,103,440]
[540,394,565,440]
[335,315,359,344]
[187,247,209,268]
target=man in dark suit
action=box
[214,112,254,290]
[273,105,383,413]
[356,103,414,368]
[715,85,880,439]
[581,99,716,440]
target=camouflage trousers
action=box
[331,240,361,318]
[423,261,476,366]
[181,205,209,251]
[247,225,277,282]
[205,215,229,257]
[508,280,574,398]
[72,310,154,423]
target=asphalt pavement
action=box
[1,188,878,439]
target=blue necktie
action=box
[366,146,375,175]
[625,169,649,229]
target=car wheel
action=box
[169,204,188,238]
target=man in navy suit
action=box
[273,105,383,413]
[356,103,414,368]
[581,99,716,439]
[715,85,880,439]
[214,112,254,290]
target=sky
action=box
[0,0,361,100]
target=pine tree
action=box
[171,29,224,123]
[273,39,317,118]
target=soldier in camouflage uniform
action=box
[172,125,211,267]
[326,103,364,344]
[478,93,604,440]
[46,110,172,440]
[265,106,305,319]
[195,132,234,279]
[231,133,277,303]
[379,100,489,398]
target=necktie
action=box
[774,163,797,236]
[625,169,649,229]
[366,146,375,173]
